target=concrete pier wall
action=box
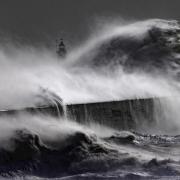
[0,98,160,131]
[66,98,158,131]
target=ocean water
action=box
[0,19,180,179]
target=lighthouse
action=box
[56,38,67,58]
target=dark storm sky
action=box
[0,0,180,47]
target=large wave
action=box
[0,19,180,108]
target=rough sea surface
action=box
[0,119,180,180]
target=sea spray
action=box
[0,19,179,133]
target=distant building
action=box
[56,38,67,58]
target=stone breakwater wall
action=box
[66,98,161,130]
[0,98,161,131]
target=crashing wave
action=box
[75,19,180,78]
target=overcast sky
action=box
[0,0,180,47]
